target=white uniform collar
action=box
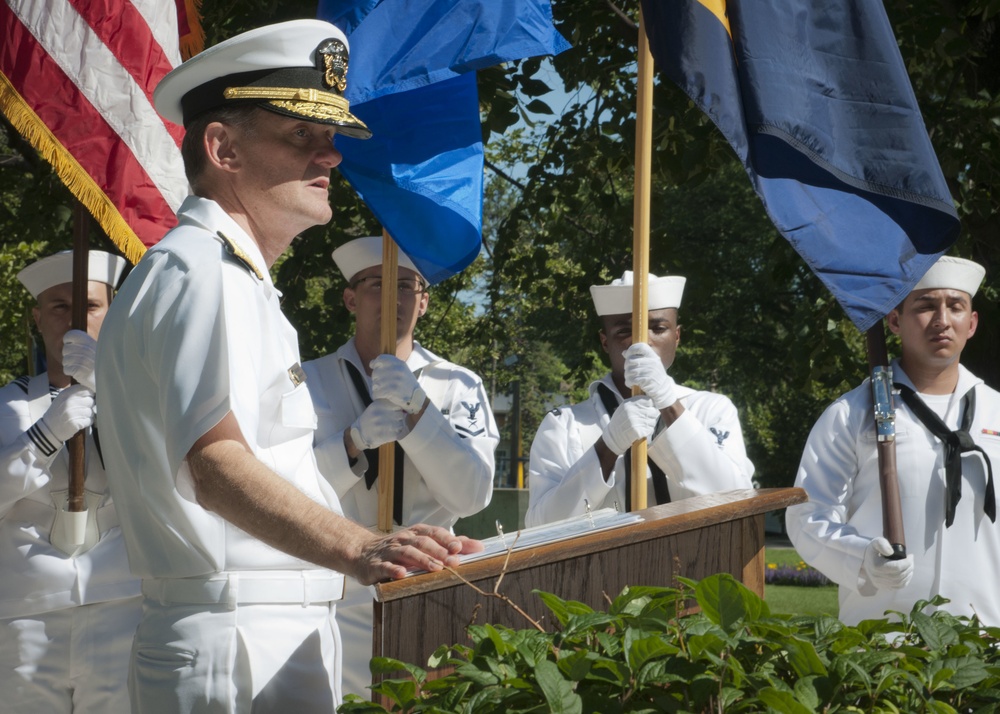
[341,337,440,376]
[890,358,983,419]
[588,371,695,404]
[406,341,439,371]
[175,195,274,291]
[589,373,621,402]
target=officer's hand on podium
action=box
[353,523,484,585]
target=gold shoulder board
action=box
[217,231,264,281]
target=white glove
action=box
[370,354,426,414]
[623,343,677,409]
[602,395,659,455]
[350,399,409,450]
[33,384,96,445]
[62,329,97,392]
[862,537,914,590]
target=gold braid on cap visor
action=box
[223,86,362,122]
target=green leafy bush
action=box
[339,573,1000,713]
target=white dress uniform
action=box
[0,374,140,713]
[526,373,754,527]
[524,373,754,526]
[303,338,498,698]
[786,360,1000,626]
[96,196,347,713]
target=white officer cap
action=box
[333,236,425,283]
[154,19,371,139]
[17,250,127,299]
[912,256,986,297]
[590,270,686,316]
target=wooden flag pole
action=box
[629,6,654,512]
[67,202,89,513]
[377,230,399,533]
[866,323,907,558]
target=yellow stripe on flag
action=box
[696,0,731,37]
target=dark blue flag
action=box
[319,0,570,284]
[640,0,960,331]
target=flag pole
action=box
[377,230,399,533]
[629,6,654,512]
[866,323,907,558]
[68,202,89,513]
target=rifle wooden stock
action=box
[866,323,906,559]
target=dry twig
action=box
[445,531,548,633]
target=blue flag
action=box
[640,0,960,331]
[319,0,570,284]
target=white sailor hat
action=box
[17,250,127,299]
[912,256,985,297]
[333,236,425,283]
[153,19,371,139]
[590,270,686,316]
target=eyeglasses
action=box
[350,276,427,295]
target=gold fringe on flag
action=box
[179,0,206,61]
[0,72,147,265]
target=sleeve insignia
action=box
[709,427,730,446]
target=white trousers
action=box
[130,599,342,713]
[338,578,376,700]
[0,596,141,714]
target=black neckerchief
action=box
[596,383,670,511]
[895,383,996,527]
[344,360,405,526]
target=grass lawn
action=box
[764,546,839,617]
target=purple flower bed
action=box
[765,562,832,587]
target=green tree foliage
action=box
[0,0,997,488]
[479,0,999,486]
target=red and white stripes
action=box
[0,0,190,262]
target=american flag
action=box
[0,0,198,263]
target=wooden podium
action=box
[370,487,805,679]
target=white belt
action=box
[141,571,346,609]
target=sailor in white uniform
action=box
[787,256,1000,626]
[527,270,754,526]
[304,236,498,697]
[0,249,139,713]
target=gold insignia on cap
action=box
[316,38,349,93]
[217,231,264,281]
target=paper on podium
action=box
[454,508,643,567]
[399,509,643,578]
